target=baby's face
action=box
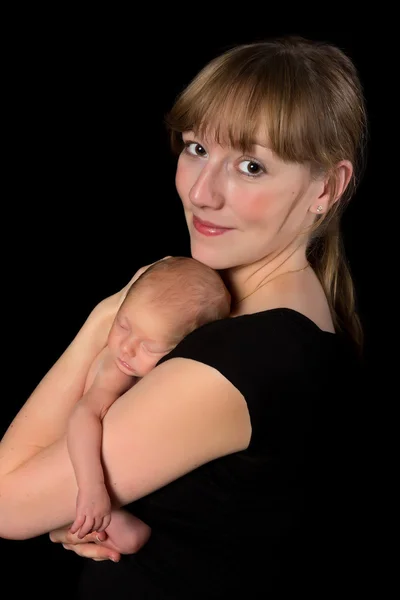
[107,293,176,377]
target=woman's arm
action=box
[0,296,120,478]
[0,257,170,478]
[0,357,251,541]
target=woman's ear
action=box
[309,160,353,215]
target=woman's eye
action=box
[238,159,264,177]
[184,141,208,158]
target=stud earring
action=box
[316,205,323,213]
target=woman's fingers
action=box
[62,542,120,562]
[50,527,96,544]
[50,527,120,562]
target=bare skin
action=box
[0,258,170,558]
[67,351,135,538]
[0,129,352,566]
[67,258,211,547]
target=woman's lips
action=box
[193,215,233,237]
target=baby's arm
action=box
[67,350,135,538]
[82,346,110,394]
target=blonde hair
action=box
[128,257,231,342]
[165,35,368,353]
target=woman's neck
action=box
[220,244,309,307]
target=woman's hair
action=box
[164,35,368,353]
[127,256,231,343]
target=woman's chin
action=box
[190,244,232,271]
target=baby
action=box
[67,256,231,553]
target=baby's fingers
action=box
[96,514,112,532]
[77,517,94,539]
[92,516,106,533]
[69,515,86,535]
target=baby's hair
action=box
[126,257,231,342]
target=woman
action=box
[0,35,367,597]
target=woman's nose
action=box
[189,161,225,210]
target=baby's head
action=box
[107,257,231,377]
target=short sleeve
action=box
[156,309,342,454]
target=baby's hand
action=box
[69,483,112,539]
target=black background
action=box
[1,13,387,596]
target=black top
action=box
[78,308,363,598]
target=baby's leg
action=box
[103,509,151,555]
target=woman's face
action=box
[175,130,325,270]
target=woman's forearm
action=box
[0,302,115,477]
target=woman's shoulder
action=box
[161,307,337,357]
[155,308,361,451]
[157,307,349,383]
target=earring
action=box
[316,205,323,213]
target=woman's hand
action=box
[49,527,121,563]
